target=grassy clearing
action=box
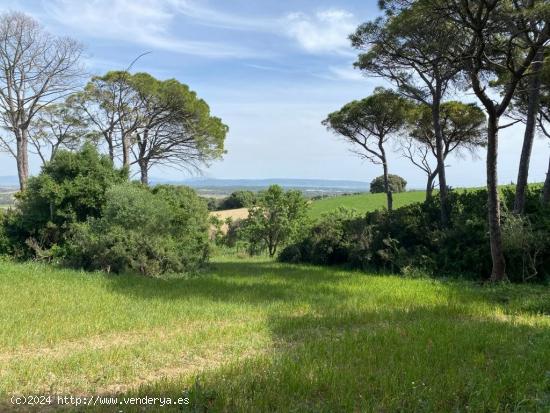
[308,191,426,219]
[1,256,549,411]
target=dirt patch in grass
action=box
[209,208,249,234]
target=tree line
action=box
[324,0,549,282]
[0,12,227,189]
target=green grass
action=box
[308,191,426,219]
[1,256,549,412]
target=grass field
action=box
[308,191,426,219]
[1,256,549,411]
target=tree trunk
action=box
[379,143,393,211]
[106,133,115,162]
[425,170,438,201]
[382,161,393,212]
[432,93,449,225]
[543,155,550,206]
[16,128,29,190]
[513,48,544,214]
[122,134,131,169]
[486,115,507,281]
[139,160,149,185]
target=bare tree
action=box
[0,12,83,189]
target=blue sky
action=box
[1,0,549,188]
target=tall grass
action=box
[1,256,549,411]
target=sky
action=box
[0,0,549,188]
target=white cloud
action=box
[328,65,364,81]
[170,0,273,31]
[284,9,357,54]
[44,0,264,58]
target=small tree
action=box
[323,88,411,211]
[241,185,308,257]
[370,175,407,194]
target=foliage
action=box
[281,187,550,282]
[240,185,309,257]
[370,174,407,194]
[218,190,256,210]
[75,71,228,184]
[6,144,127,255]
[322,88,411,165]
[3,257,550,411]
[308,191,425,219]
[323,88,412,211]
[66,183,210,276]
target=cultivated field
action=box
[1,257,549,411]
[308,191,426,218]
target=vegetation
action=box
[67,183,210,275]
[0,12,83,190]
[2,145,127,257]
[0,146,209,276]
[210,190,257,211]
[240,185,308,257]
[308,191,426,219]
[1,257,550,411]
[370,174,407,194]
[73,71,228,184]
[282,186,550,282]
[323,88,411,211]
[0,2,549,409]
[402,102,486,199]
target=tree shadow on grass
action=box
[102,260,350,307]
[97,304,550,413]
[10,259,550,412]
[104,259,550,318]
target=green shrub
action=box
[280,187,550,282]
[7,144,127,255]
[370,174,407,194]
[218,190,256,210]
[66,183,210,276]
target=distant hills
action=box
[0,175,371,195]
[151,178,371,190]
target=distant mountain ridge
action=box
[0,175,371,191]
[151,178,370,189]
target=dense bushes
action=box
[280,187,550,282]
[370,174,407,193]
[0,146,211,276]
[204,190,257,211]
[2,145,127,257]
[67,184,210,275]
[218,190,256,210]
